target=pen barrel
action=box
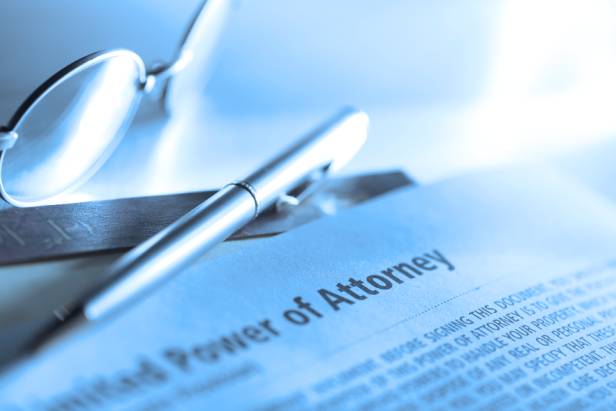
[84,185,256,320]
[80,109,368,324]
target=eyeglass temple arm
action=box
[143,0,228,95]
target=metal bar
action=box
[0,171,412,266]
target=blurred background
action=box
[1,0,616,201]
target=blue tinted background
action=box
[1,1,616,201]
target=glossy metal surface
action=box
[244,108,369,210]
[82,108,368,321]
[0,172,412,266]
[85,185,255,319]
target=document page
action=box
[4,166,616,411]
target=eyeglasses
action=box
[0,0,228,207]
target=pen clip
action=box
[275,163,331,212]
[243,107,369,217]
[270,108,369,213]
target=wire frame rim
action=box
[5,49,147,132]
[0,49,147,207]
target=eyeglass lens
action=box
[1,54,144,204]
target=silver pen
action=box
[19,108,369,363]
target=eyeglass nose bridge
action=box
[143,49,194,95]
[0,129,18,151]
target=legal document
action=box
[5,165,616,411]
